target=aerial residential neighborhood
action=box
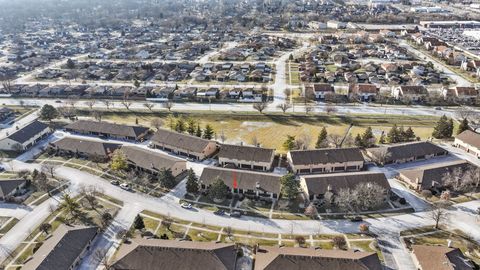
[2,0,480,270]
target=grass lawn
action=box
[400,226,436,236]
[187,228,219,242]
[0,218,19,235]
[350,240,375,252]
[93,110,441,153]
[404,230,480,265]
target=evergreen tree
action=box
[387,124,399,143]
[185,169,199,194]
[361,127,375,147]
[186,118,196,135]
[133,214,145,230]
[398,126,406,142]
[39,105,59,121]
[457,118,470,134]
[208,177,229,201]
[379,133,386,144]
[283,135,296,151]
[354,134,363,147]
[315,127,328,149]
[280,173,299,200]
[66,58,75,69]
[203,124,214,139]
[447,118,454,138]
[405,127,416,141]
[195,124,202,137]
[175,117,185,133]
[158,168,176,189]
[432,115,453,139]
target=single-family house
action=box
[350,83,379,101]
[392,86,428,101]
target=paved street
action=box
[1,156,480,269]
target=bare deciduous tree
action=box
[430,204,448,229]
[143,103,155,112]
[41,163,57,178]
[102,100,112,110]
[163,101,174,112]
[325,104,338,115]
[277,103,292,113]
[253,102,268,114]
[327,134,343,148]
[121,100,132,110]
[92,110,103,121]
[150,118,163,131]
[85,100,96,109]
[305,105,314,115]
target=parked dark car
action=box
[213,209,225,216]
[230,211,242,218]
[350,216,363,222]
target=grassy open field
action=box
[88,110,444,153]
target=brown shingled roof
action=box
[151,128,214,154]
[218,144,274,163]
[301,172,390,195]
[254,246,383,270]
[412,245,474,270]
[456,130,480,149]
[64,120,149,139]
[51,137,121,157]
[367,141,447,164]
[289,148,365,166]
[199,166,281,194]
[111,239,237,270]
[121,146,186,176]
[399,159,475,190]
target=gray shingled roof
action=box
[218,144,274,163]
[121,145,186,173]
[289,148,364,166]
[8,120,49,144]
[367,141,447,163]
[199,167,281,194]
[22,225,98,270]
[301,172,390,195]
[51,137,121,157]
[399,160,474,190]
[255,246,383,270]
[0,179,25,198]
[151,128,213,154]
[456,130,480,149]
[112,239,237,270]
[65,120,149,138]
